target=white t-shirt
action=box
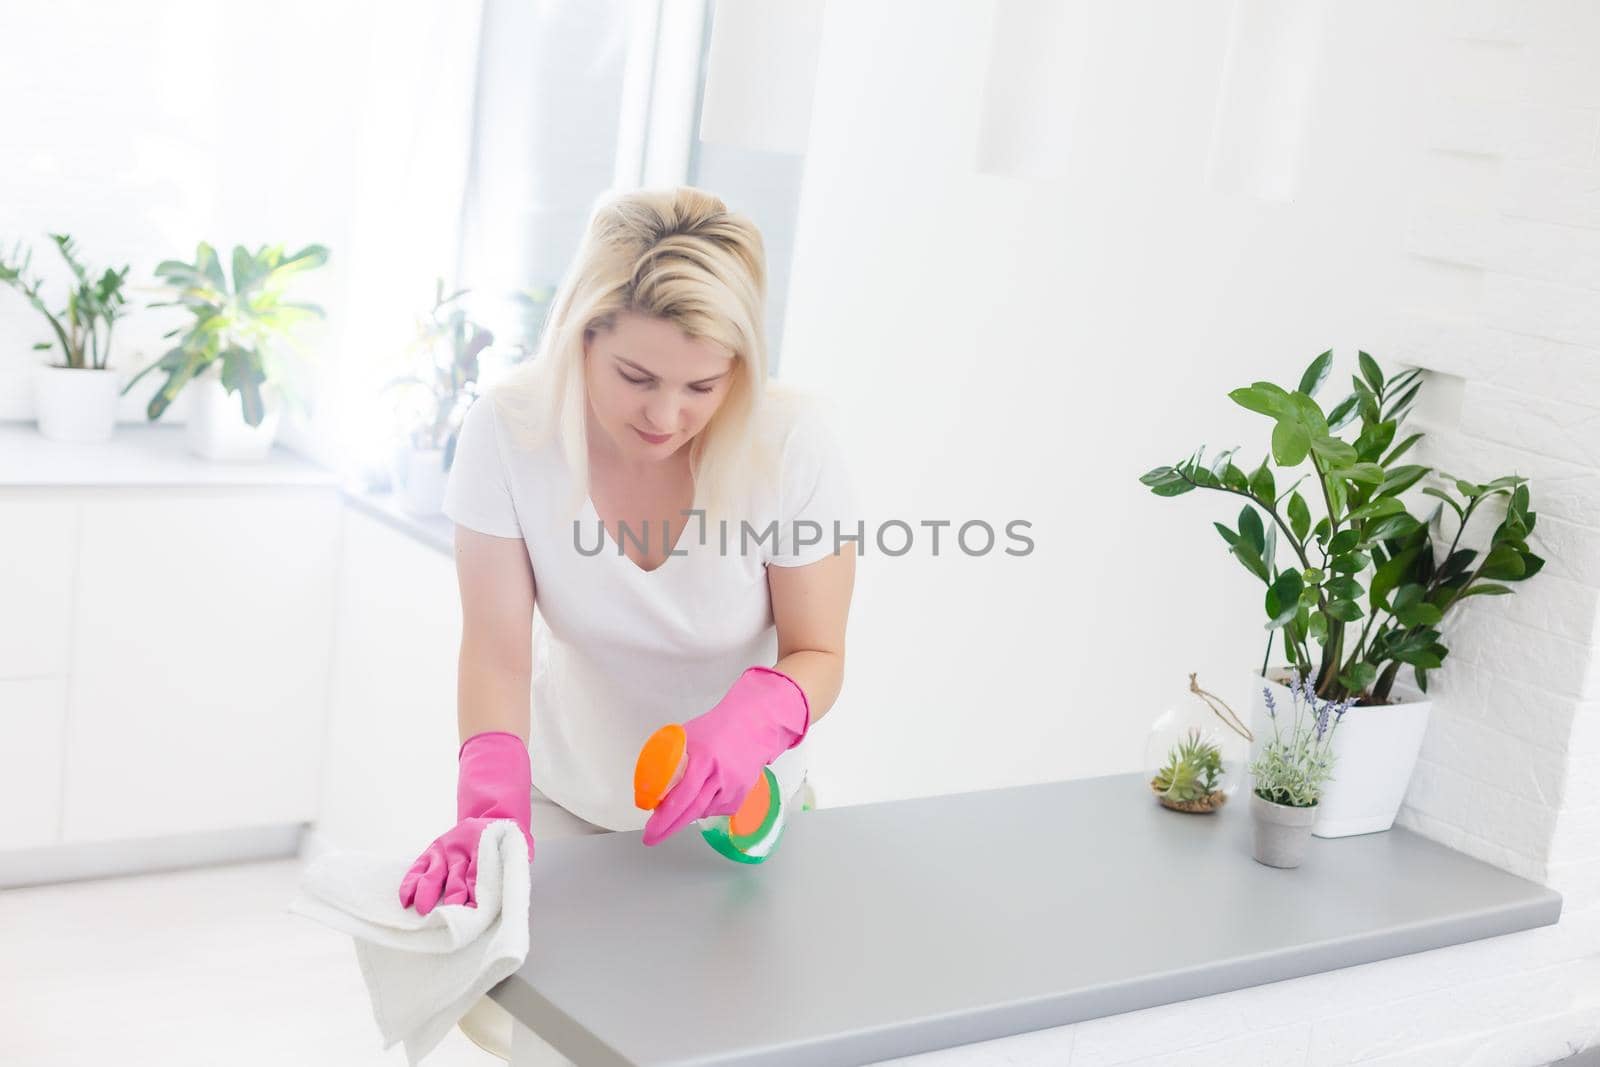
[442,388,858,831]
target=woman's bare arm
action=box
[454,524,537,746]
[767,540,857,729]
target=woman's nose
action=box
[643,400,678,431]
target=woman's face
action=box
[583,310,736,467]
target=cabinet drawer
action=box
[0,495,78,680]
[62,488,340,843]
[0,677,66,849]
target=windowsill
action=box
[0,422,338,488]
[340,488,455,556]
[487,771,1564,1066]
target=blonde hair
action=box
[491,185,803,529]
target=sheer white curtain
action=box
[331,0,486,473]
[454,0,813,378]
[454,0,644,361]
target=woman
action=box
[397,186,857,1061]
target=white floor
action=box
[0,856,502,1066]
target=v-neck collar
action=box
[581,495,691,577]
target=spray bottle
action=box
[633,723,792,864]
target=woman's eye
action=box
[621,372,651,386]
[690,385,714,395]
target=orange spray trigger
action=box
[634,723,687,810]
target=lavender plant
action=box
[1248,670,1353,807]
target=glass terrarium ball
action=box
[1143,696,1248,813]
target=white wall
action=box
[782,0,1430,808]
[782,1,1599,1063]
[0,0,481,472]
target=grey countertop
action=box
[490,771,1563,1067]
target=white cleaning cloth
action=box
[286,823,531,1065]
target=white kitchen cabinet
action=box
[61,488,342,844]
[0,496,78,680]
[0,677,67,849]
[314,507,463,858]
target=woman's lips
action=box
[634,426,673,444]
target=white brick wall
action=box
[884,4,1600,1064]
[1366,4,1600,1061]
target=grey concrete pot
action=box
[1250,790,1318,868]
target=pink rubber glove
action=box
[398,730,535,915]
[642,666,811,846]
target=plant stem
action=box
[1423,494,1483,602]
[1170,470,1320,582]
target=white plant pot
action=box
[1248,669,1432,839]
[396,447,449,516]
[33,364,122,444]
[185,368,282,462]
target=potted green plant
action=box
[383,280,493,515]
[1246,671,1350,867]
[123,241,328,461]
[1143,673,1254,813]
[1140,350,1544,838]
[1,234,130,443]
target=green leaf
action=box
[1420,486,1464,518]
[1370,548,1422,610]
[1364,513,1423,543]
[1344,495,1406,525]
[1271,419,1311,466]
[1288,492,1311,541]
[1330,551,1371,573]
[1454,477,1485,498]
[1298,349,1334,398]
[1383,380,1423,421]
[1238,505,1266,554]
[1395,601,1444,627]
[1327,598,1364,621]
[1214,522,1239,548]
[1328,529,1362,555]
[1326,393,1360,431]
[1354,420,1397,463]
[1395,647,1443,669]
[1265,569,1304,628]
[1382,432,1424,466]
[1306,611,1328,644]
[1390,585,1428,623]
[1248,457,1275,502]
[1352,377,1381,423]
[1377,464,1430,498]
[1230,382,1295,419]
[1459,583,1513,598]
[1232,541,1271,583]
[1308,435,1358,467]
[1478,545,1527,580]
[1333,462,1386,485]
[1326,476,1348,521]
[1326,575,1363,600]
[1340,662,1378,695]
[1301,567,1325,584]
[1358,350,1384,393]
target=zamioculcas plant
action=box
[384,279,494,468]
[1140,350,1544,705]
[123,241,329,426]
[0,234,130,369]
